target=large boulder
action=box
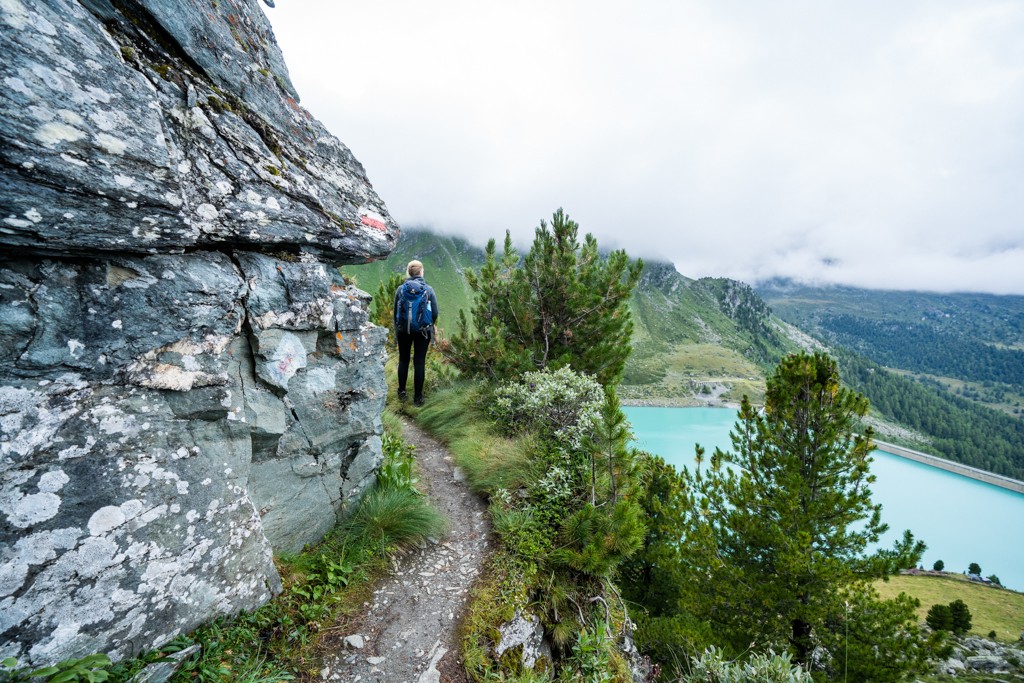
[1,0,396,668]
[1,0,397,260]
[0,252,388,665]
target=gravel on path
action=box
[320,418,492,683]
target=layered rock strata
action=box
[1,0,397,667]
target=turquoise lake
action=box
[623,406,1024,592]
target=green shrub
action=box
[377,431,419,492]
[490,366,603,449]
[926,603,953,631]
[490,506,551,561]
[1,655,114,683]
[948,599,972,635]
[680,647,812,683]
[549,500,645,578]
[566,623,614,683]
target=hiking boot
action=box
[397,390,407,401]
[413,396,424,407]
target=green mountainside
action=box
[345,228,799,405]
[759,279,1024,417]
[345,229,485,325]
[625,263,798,404]
[759,280,1024,479]
[758,278,1024,347]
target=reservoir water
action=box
[624,406,1024,592]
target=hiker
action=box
[393,260,439,406]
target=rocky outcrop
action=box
[936,635,1024,677]
[496,611,548,670]
[1,0,397,260]
[1,0,397,668]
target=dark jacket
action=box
[393,276,439,333]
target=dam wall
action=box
[874,440,1024,495]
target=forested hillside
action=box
[837,350,1024,480]
[760,280,1024,480]
[823,315,1024,388]
[759,279,1024,346]
[759,281,1024,415]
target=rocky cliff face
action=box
[1,0,397,667]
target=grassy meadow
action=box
[621,343,767,405]
[875,573,1024,642]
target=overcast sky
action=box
[264,1,1024,295]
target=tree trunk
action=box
[791,617,813,668]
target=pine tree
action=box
[448,209,642,387]
[621,457,688,613]
[926,603,953,631]
[585,387,638,506]
[550,386,647,579]
[676,352,925,675]
[948,599,972,634]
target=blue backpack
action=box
[395,280,434,335]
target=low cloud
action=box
[266,1,1024,295]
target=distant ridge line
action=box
[873,439,1024,494]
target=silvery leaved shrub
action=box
[681,647,812,683]
[490,366,603,449]
[537,465,572,503]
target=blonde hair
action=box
[407,260,423,277]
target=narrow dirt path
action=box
[320,419,491,683]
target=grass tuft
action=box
[346,487,446,550]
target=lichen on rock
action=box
[1,0,397,668]
[0,0,398,261]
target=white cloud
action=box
[265,0,1024,294]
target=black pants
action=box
[396,330,430,400]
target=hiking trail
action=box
[320,419,492,683]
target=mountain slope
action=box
[759,280,1024,417]
[347,228,797,405]
[758,279,1024,347]
[759,280,1024,479]
[625,264,798,404]
[345,229,486,327]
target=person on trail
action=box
[393,260,439,406]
